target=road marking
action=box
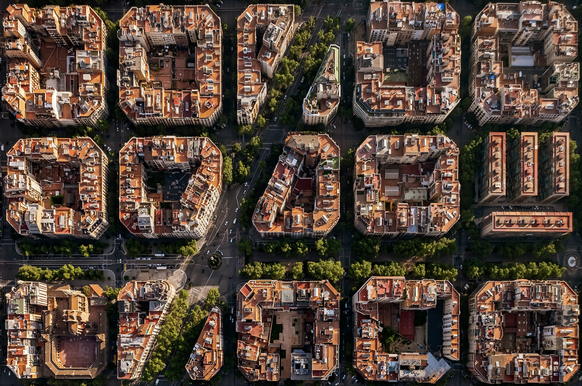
[198,270,215,301]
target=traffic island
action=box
[208,254,222,270]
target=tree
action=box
[222,156,233,185]
[235,160,251,182]
[205,288,220,309]
[232,142,242,155]
[236,125,254,136]
[294,240,309,257]
[97,119,109,133]
[219,114,227,126]
[219,144,228,157]
[353,238,381,260]
[499,242,527,260]
[411,264,426,278]
[323,15,339,32]
[345,18,356,33]
[458,16,473,38]
[82,285,92,297]
[257,115,267,129]
[292,262,305,280]
[239,262,286,280]
[126,238,149,258]
[315,239,328,257]
[306,259,344,283]
[249,136,263,151]
[295,5,301,16]
[238,239,253,259]
[426,263,458,281]
[177,240,198,256]
[464,258,486,279]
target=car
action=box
[225,221,228,226]
[229,275,233,279]
[117,127,119,132]
[233,218,237,224]
[235,207,239,212]
[343,375,347,380]
[460,264,463,270]
[207,250,210,255]
[231,238,234,243]
[274,117,278,122]
[284,95,287,99]
[343,53,346,59]
[243,190,247,195]
[214,215,217,220]
[1,144,4,151]
[244,182,248,187]
[230,229,233,234]
[216,4,220,7]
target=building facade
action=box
[119,136,222,239]
[538,132,569,203]
[237,4,296,125]
[117,280,176,380]
[118,5,222,127]
[354,134,460,237]
[302,44,341,126]
[469,2,579,126]
[253,133,340,238]
[2,4,109,128]
[4,137,109,239]
[352,277,459,383]
[468,280,579,384]
[237,280,340,381]
[478,132,507,204]
[354,1,461,127]
[507,132,538,203]
[5,282,109,379]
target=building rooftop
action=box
[5,281,108,379]
[303,44,341,117]
[354,134,460,237]
[4,137,109,239]
[481,211,572,235]
[117,5,222,125]
[468,280,579,384]
[119,136,222,238]
[186,307,223,380]
[353,277,460,383]
[117,280,176,380]
[253,133,340,238]
[237,280,340,381]
[236,4,295,124]
[2,4,107,125]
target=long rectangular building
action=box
[2,4,109,128]
[468,280,579,384]
[480,211,572,238]
[118,5,222,127]
[478,132,507,203]
[507,132,538,203]
[186,306,223,380]
[352,277,460,383]
[539,132,569,203]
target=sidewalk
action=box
[122,268,187,291]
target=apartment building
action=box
[119,136,222,239]
[355,2,461,127]
[236,4,295,125]
[478,132,507,203]
[253,133,340,238]
[2,4,109,128]
[302,44,341,126]
[469,2,579,126]
[539,132,569,203]
[468,280,579,384]
[352,277,459,383]
[117,280,176,380]
[4,137,109,239]
[354,134,460,237]
[5,281,108,379]
[186,307,223,380]
[480,211,572,239]
[237,280,340,381]
[117,5,222,127]
[507,132,538,203]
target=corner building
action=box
[118,5,222,127]
[354,1,462,127]
[352,277,460,383]
[2,4,109,128]
[119,136,222,239]
[468,280,579,383]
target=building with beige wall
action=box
[186,307,223,380]
[480,211,572,239]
